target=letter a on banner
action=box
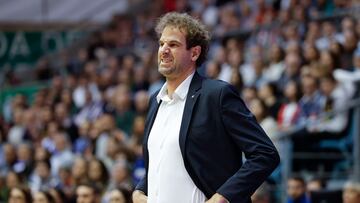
[9,32,30,59]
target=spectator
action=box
[298,75,322,127]
[87,158,109,193]
[48,188,67,203]
[7,108,26,145]
[28,160,58,193]
[277,52,301,91]
[13,142,33,176]
[8,186,32,203]
[205,60,221,79]
[71,157,89,188]
[133,90,149,116]
[277,80,302,132]
[108,161,132,191]
[334,47,360,97]
[249,98,278,140]
[263,44,285,82]
[307,177,326,194]
[0,143,17,176]
[33,191,55,203]
[50,132,74,176]
[316,74,350,134]
[107,187,132,203]
[343,181,360,203]
[258,83,282,119]
[111,85,135,136]
[54,102,79,143]
[76,184,100,203]
[74,89,104,128]
[286,176,311,203]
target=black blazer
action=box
[136,72,280,203]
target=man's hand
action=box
[205,193,229,203]
[132,190,148,203]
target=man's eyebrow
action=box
[159,39,182,44]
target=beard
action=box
[158,61,177,77]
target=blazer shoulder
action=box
[202,78,237,94]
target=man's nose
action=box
[160,44,170,53]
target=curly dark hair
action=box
[155,12,211,67]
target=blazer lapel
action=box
[179,71,203,158]
[144,98,162,146]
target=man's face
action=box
[76,186,95,203]
[158,26,198,79]
[343,188,360,203]
[287,179,305,200]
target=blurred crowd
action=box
[1,0,360,202]
[251,177,360,203]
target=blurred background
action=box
[1,0,360,202]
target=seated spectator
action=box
[277,80,301,132]
[258,83,281,119]
[48,188,67,203]
[263,44,285,83]
[87,158,109,193]
[71,157,89,188]
[111,85,135,136]
[277,52,301,92]
[33,190,55,203]
[315,74,350,135]
[343,181,360,203]
[286,176,311,203]
[134,90,149,116]
[7,108,26,145]
[0,143,17,176]
[8,186,32,203]
[306,177,327,193]
[74,89,104,129]
[76,183,100,203]
[107,187,132,203]
[334,47,360,97]
[249,98,278,141]
[205,60,221,80]
[54,102,79,143]
[13,142,33,177]
[107,160,133,191]
[50,132,74,176]
[73,122,92,155]
[28,160,58,193]
[298,74,322,126]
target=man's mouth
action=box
[160,57,173,64]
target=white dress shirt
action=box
[147,72,207,203]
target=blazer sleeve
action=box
[216,84,280,203]
[135,172,148,194]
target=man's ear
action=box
[191,46,201,62]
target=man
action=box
[133,12,279,203]
[76,184,99,203]
[286,176,311,203]
[343,181,360,203]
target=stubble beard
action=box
[158,62,177,77]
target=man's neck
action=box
[166,69,195,96]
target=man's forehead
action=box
[159,26,187,39]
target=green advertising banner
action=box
[0,30,85,68]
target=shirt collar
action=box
[156,71,195,103]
